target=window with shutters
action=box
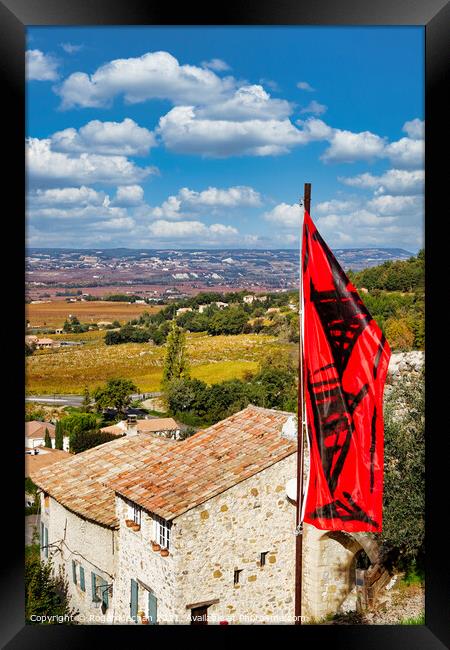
[41,523,49,558]
[130,578,139,623]
[73,562,86,592]
[147,591,157,625]
[72,560,77,585]
[91,572,109,609]
[154,515,171,550]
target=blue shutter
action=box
[44,527,48,558]
[72,560,77,584]
[91,572,98,601]
[148,591,157,625]
[79,566,85,591]
[40,522,44,550]
[101,577,109,609]
[130,579,138,623]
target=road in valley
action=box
[25,392,162,407]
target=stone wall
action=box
[112,496,180,624]
[303,527,363,619]
[39,494,117,624]
[168,455,299,624]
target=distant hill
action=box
[331,248,413,271]
[26,247,414,271]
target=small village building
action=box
[198,302,228,313]
[25,335,60,350]
[101,416,181,440]
[267,307,281,314]
[25,447,70,481]
[25,421,70,452]
[97,321,114,329]
[176,307,193,316]
[25,446,70,507]
[33,406,377,625]
[243,295,255,304]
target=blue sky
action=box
[26,26,424,251]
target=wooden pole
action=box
[294,182,311,625]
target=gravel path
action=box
[331,581,425,625]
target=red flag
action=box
[302,211,391,532]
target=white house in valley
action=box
[33,405,378,625]
[25,421,70,452]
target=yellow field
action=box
[25,332,294,394]
[26,300,161,328]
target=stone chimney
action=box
[125,414,138,436]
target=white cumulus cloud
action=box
[30,186,107,207]
[56,50,235,109]
[402,118,424,140]
[158,108,332,157]
[148,219,237,239]
[201,58,231,72]
[196,85,293,121]
[112,185,145,206]
[60,43,83,54]
[322,129,387,163]
[367,194,423,216]
[300,100,327,115]
[178,185,261,208]
[26,137,157,187]
[50,118,156,156]
[264,202,303,228]
[297,81,315,92]
[26,49,59,81]
[385,136,424,168]
[340,169,424,195]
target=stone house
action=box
[100,416,181,440]
[33,405,376,625]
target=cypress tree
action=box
[44,427,52,449]
[54,420,64,450]
[162,322,190,388]
[81,386,91,413]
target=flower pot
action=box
[141,617,149,625]
[151,541,161,552]
[125,519,134,527]
[160,548,169,557]
[130,523,140,532]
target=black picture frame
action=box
[2,1,448,647]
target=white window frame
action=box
[154,516,171,550]
[127,501,142,526]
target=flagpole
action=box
[294,182,310,625]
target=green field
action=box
[26,331,294,394]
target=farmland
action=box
[26,331,295,395]
[26,300,161,328]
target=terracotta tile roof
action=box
[109,405,296,520]
[25,447,70,479]
[99,424,124,436]
[32,435,178,528]
[134,418,179,432]
[25,421,56,439]
[100,418,179,436]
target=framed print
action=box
[1,0,448,647]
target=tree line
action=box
[105,290,299,346]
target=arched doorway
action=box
[317,532,371,618]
